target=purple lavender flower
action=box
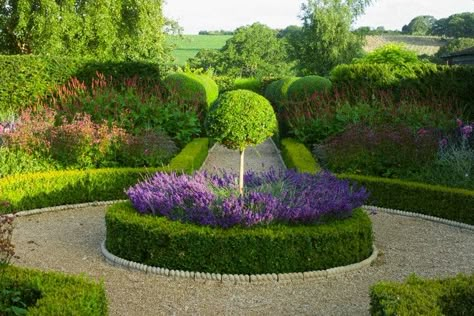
[126,169,369,228]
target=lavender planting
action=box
[127,169,369,228]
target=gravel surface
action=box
[201,138,286,174]
[10,139,474,315]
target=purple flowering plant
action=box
[126,169,369,228]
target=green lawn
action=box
[168,35,231,65]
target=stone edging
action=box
[101,241,379,283]
[363,205,474,231]
[10,201,474,232]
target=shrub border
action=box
[1,265,107,315]
[0,138,209,213]
[280,137,474,227]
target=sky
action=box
[163,0,474,34]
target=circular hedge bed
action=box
[105,202,373,275]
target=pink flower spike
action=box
[456,118,463,127]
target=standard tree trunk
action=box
[239,149,245,195]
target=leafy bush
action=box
[435,38,474,59]
[281,85,456,145]
[280,138,320,174]
[232,77,263,93]
[0,55,162,115]
[330,63,474,119]
[264,77,299,109]
[411,119,474,189]
[0,138,209,213]
[206,89,277,151]
[318,123,439,178]
[355,43,421,65]
[106,202,373,274]
[0,265,107,315]
[0,148,60,178]
[42,74,200,147]
[286,76,332,103]
[127,169,368,228]
[163,72,219,115]
[370,274,474,316]
[1,108,178,171]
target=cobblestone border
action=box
[363,205,474,231]
[101,241,379,283]
[8,201,473,282]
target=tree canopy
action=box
[291,0,373,75]
[431,12,474,38]
[402,15,437,36]
[0,0,171,61]
[189,23,293,78]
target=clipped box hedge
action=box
[105,202,373,274]
[0,138,209,213]
[370,273,474,316]
[280,138,474,225]
[1,265,107,315]
[0,55,163,115]
[280,138,320,174]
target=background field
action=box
[169,34,448,66]
[168,35,231,65]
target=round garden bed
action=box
[105,202,373,275]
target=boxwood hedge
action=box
[105,202,373,274]
[0,138,209,213]
[370,273,474,316]
[280,138,474,225]
[1,265,107,315]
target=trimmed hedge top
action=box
[206,89,277,151]
[163,72,218,109]
[370,273,474,316]
[287,75,332,103]
[106,202,373,274]
[1,265,107,315]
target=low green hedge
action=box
[370,273,474,316]
[280,138,474,225]
[0,138,209,213]
[105,202,373,274]
[339,174,474,225]
[1,265,107,315]
[280,138,320,174]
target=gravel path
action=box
[10,139,474,315]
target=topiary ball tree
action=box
[206,89,277,194]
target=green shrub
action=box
[280,138,320,174]
[281,138,474,225]
[264,77,299,109]
[0,138,209,213]
[286,76,332,103]
[163,72,218,111]
[105,202,373,274]
[213,76,235,93]
[233,77,263,93]
[0,55,163,115]
[206,90,277,151]
[330,63,474,119]
[340,174,474,225]
[370,274,474,316]
[0,265,107,315]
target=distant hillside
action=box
[170,34,449,66]
[168,35,231,65]
[364,35,448,55]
